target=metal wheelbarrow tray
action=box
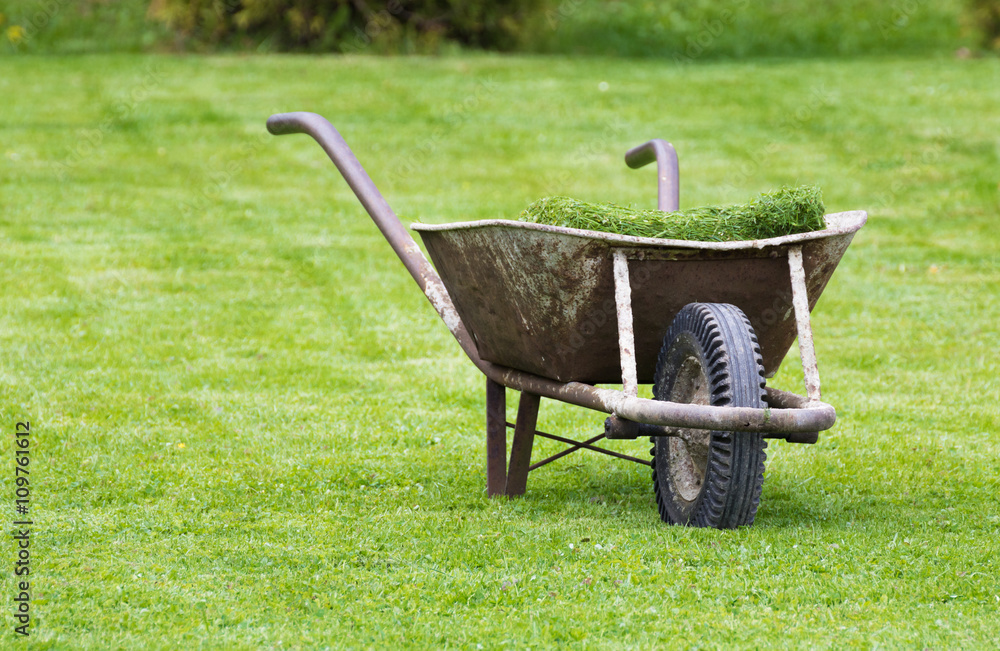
[267,112,867,529]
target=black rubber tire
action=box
[651,303,768,529]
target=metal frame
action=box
[267,112,842,498]
[625,139,680,212]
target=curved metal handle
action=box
[266,111,479,355]
[267,112,412,263]
[624,139,679,212]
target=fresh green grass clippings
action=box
[519,186,826,241]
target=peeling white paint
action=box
[788,246,822,402]
[613,250,639,398]
[423,281,463,335]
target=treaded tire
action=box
[651,303,768,529]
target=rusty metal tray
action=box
[414,212,865,384]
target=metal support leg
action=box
[612,250,639,398]
[505,392,540,497]
[486,378,507,497]
[788,246,821,402]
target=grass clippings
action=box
[519,185,826,241]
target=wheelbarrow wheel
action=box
[651,303,768,529]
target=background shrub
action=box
[145,0,543,53]
[965,0,1000,49]
[0,0,987,56]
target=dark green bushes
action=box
[0,0,990,56]
[965,0,1000,49]
[146,0,542,52]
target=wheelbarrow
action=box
[266,112,867,529]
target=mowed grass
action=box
[0,53,999,648]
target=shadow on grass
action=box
[499,459,661,526]
[496,456,938,534]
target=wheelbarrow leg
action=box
[505,392,540,497]
[486,379,507,497]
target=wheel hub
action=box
[668,355,711,502]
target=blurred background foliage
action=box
[0,0,996,56]
[965,0,1000,49]
[145,0,537,52]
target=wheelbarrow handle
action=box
[624,139,680,212]
[266,111,479,355]
[267,112,409,258]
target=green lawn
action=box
[1,53,999,648]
